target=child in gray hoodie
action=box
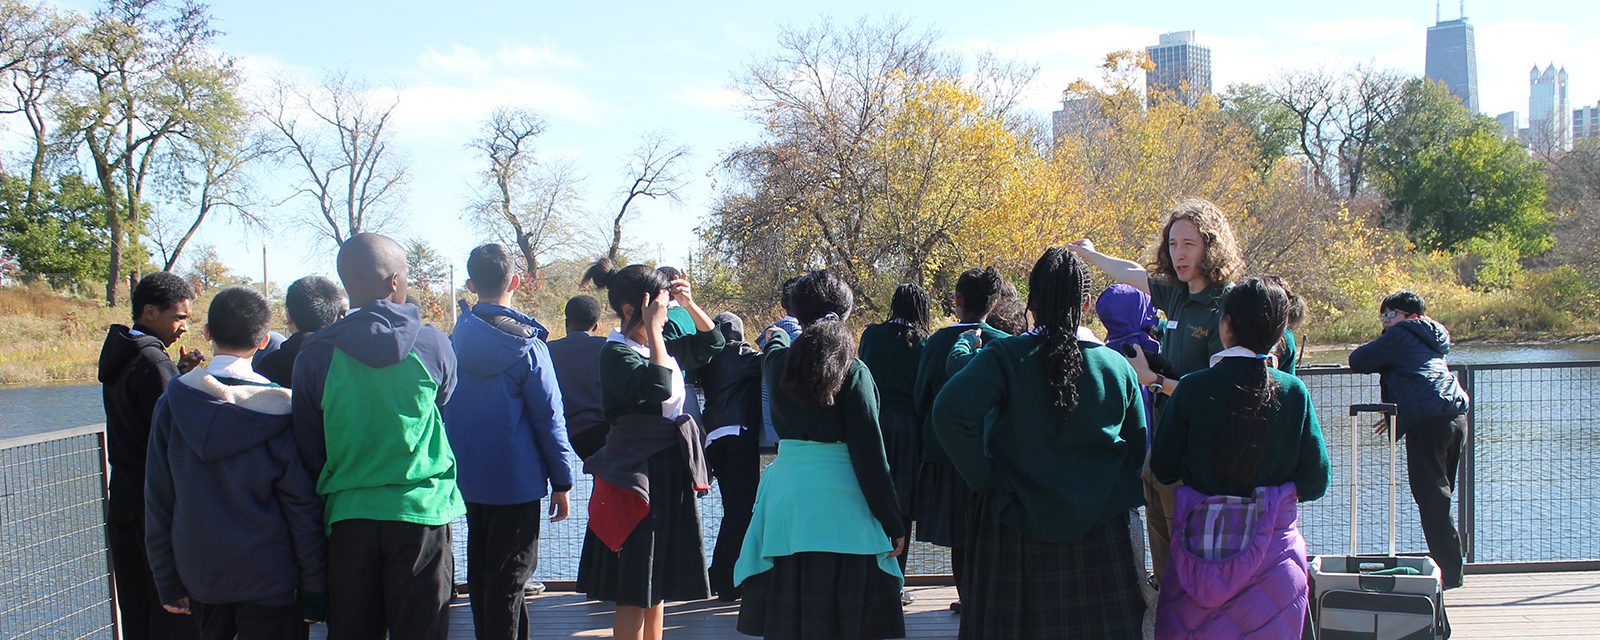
[145,286,326,639]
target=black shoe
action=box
[949,601,961,614]
[716,589,742,602]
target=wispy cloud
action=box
[393,42,609,131]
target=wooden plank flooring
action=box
[308,571,1599,638]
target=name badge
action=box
[1165,320,1178,331]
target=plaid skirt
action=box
[879,408,920,514]
[914,461,972,547]
[737,552,906,640]
[961,493,1145,640]
[575,446,710,607]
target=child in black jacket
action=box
[698,312,764,600]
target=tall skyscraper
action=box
[1575,102,1600,140]
[1424,13,1479,112]
[1529,64,1572,153]
[1145,30,1211,106]
[1051,95,1103,146]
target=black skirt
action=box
[878,408,920,515]
[961,492,1145,640]
[575,446,710,607]
[913,461,971,547]
[737,552,906,640]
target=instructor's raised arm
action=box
[1068,239,1149,294]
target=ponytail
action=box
[582,257,668,334]
[780,270,857,407]
[1212,277,1291,488]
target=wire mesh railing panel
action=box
[0,431,115,640]
[1469,364,1600,563]
[1296,370,1446,559]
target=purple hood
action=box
[1096,284,1160,354]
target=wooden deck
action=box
[308,571,1600,638]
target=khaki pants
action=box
[1142,471,1178,585]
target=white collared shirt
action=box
[207,354,271,384]
[607,329,686,419]
[1208,346,1278,369]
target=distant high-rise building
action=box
[1425,15,1479,112]
[1495,111,1521,140]
[1145,30,1211,106]
[1051,95,1103,145]
[1575,102,1600,140]
[1529,64,1572,153]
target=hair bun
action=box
[582,258,617,289]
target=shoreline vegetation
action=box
[5,282,1597,386]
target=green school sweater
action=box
[930,335,1147,543]
[1279,329,1299,374]
[598,328,724,422]
[915,322,1010,464]
[857,322,924,416]
[1149,357,1330,500]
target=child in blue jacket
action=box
[145,286,325,640]
[443,244,575,640]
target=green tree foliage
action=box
[0,173,112,287]
[1219,83,1299,177]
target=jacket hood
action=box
[165,370,293,462]
[1395,317,1452,356]
[452,300,548,375]
[98,324,168,383]
[1170,482,1302,608]
[714,311,745,344]
[304,299,426,368]
[1096,284,1161,351]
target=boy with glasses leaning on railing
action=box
[1348,289,1472,590]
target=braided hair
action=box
[780,270,856,407]
[1027,247,1092,414]
[887,283,931,350]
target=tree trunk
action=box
[162,201,210,272]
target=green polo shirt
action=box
[1148,277,1231,378]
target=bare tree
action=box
[607,132,688,262]
[264,71,408,247]
[1269,65,1405,201]
[464,108,585,291]
[57,0,243,305]
[1,0,78,214]
[148,123,278,271]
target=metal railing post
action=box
[98,429,122,640]
[1460,366,1477,565]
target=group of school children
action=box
[95,195,1470,640]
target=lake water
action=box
[2,342,1597,583]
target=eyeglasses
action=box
[1379,310,1403,321]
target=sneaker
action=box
[900,590,916,606]
[524,581,547,596]
[949,600,962,614]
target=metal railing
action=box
[0,425,116,640]
[5,360,1597,635]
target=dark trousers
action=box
[706,429,760,597]
[106,494,199,640]
[465,501,541,640]
[1406,414,1467,588]
[327,519,454,640]
[191,599,307,640]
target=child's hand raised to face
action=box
[642,291,670,331]
[668,277,694,307]
[176,346,206,374]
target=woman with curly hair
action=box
[931,247,1148,639]
[1070,196,1246,585]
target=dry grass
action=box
[0,284,225,385]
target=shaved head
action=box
[337,233,408,306]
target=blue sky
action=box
[15,0,1600,288]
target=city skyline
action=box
[1425,16,1479,112]
[5,0,1597,285]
